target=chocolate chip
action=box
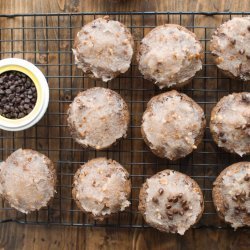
[0,71,37,119]
[239,49,245,55]
[166,204,172,209]
[235,192,241,197]
[183,205,189,211]
[1,97,7,104]
[18,106,24,111]
[27,108,33,114]
[9,94,15,100]
[173,208,179,214]
[10,85,15,91]
[5,89,12,95]
[231,39,236,45]
[166,211,173,220]
[248,26,250,31]
[158,188,164,195]
[18,112,25,118]
[173,196,178,203]
[232,196,238,202]
[178,193,183,198]
[241,124,247,130]
[181,200,187,206]
[168,197,173,202]
[24,104,30,110]
[244,174,249,181]
[152,197,159,203]
[220,138,227,143]
[219,132,224,137]
[25,82,31,88]
[15,97,21,104]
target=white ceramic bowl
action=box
[0,58,49,131]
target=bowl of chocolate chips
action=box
[0,58,49,131]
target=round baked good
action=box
[210,17,250,81]
[141,90,206,160]
[67,87,130,150]
[212,162,250,229]
[210,92,250,156]
[73,16,134,82]
[138,169,204,235]
[137,24,203,89]
[0,149,56,213]
[72,157,131,220]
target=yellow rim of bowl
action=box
[0,65,42,125]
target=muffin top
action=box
[67,87,130,150]
[210,16,250,81]
[139,169,204,235]
[72,158,131,220]
[210,92,250,156]
[73,16,134,82]
[0,149,56,213]
[141,90,206,160]
[137,24,203,89]
[213,162,250,229]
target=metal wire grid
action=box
[0,11,249,229]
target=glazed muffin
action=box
[138,169,204,235]
[210,17,250,81]
[210,92,250,156]
[72,158,131,220]
[141,90,206,160]
[67,87,130,150]
[0,149,56,213]
[212,162,250,229]
[73,16,134,82]
[137,24,203,89]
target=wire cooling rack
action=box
[0,11,250,229]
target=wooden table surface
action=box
[0,0,250,249]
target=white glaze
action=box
[73,158,130,217]
[211,17,250,80]
[138,25,202,88]
[0,149,56,213]
[73,17,134,81]
[67,87,129,150]
[143,170,203,235]
[142,91,205,160]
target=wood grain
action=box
[0,223,249,250]
[0,0,250,250]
